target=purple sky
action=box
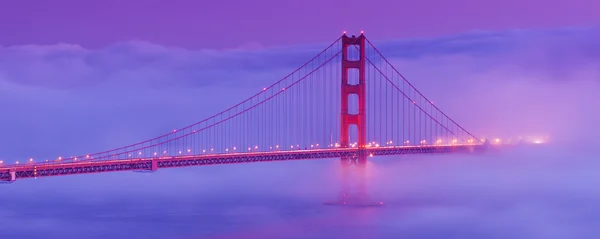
[1,0,599,49]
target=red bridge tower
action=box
[340,32,367,166]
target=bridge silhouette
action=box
[0,32,485,182]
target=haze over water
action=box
[1,24,599,238]
[2,144,599,238]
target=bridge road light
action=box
[0,160,3,164]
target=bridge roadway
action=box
[0,144,484,182]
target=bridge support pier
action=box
[151,160,158,171]
[9,169,16,182]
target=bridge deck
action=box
[0,144,483,181]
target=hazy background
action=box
[1,1,600,238]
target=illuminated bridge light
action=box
[187,149,191,153]
[202,150,206,153]
[178,151,182,154]
[233,147,237,150]
[29,158,33,162]
[0,160,3,164]
[163,151,167,154]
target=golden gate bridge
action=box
[1,32,488,183]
